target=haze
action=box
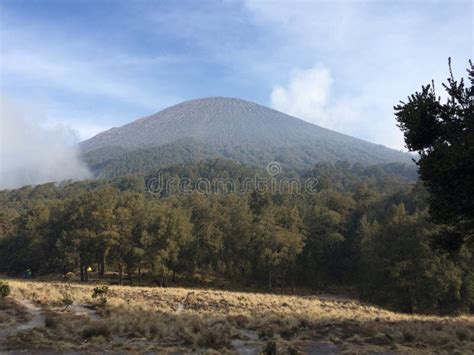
[0,100,91,189]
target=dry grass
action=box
[1,279,474,353]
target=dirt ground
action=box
[1,278,473,354]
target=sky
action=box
[0,0,473,151]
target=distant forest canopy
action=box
[82,138,417,179]
[1,159,472,314]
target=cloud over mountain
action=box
[0,100,91,189]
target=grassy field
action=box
[1,278,474,353]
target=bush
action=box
[45,315,60,329]
[62,292,74,309]
[92,286,109,307]
[196,330,228,349]
[82,322,111,339]
[0,281,10,299]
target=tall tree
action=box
[359,204,472,313]
[394,59,474,250]
[146,202,193,286]
[255,204,305,289]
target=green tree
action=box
[302,204,345,288]
[188,194,225,276]
[255,205,305,289]
[221,195,254,281]
[360,203,469,313]
[394,59,474,250]
[146,202,193,286]
[1,202,50,274]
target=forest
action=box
[1,159,472,314]
[1,61,472,320]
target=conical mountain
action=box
[80,97,413,177]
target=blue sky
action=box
[1,0,472,149]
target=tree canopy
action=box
[1,159,473,313]
[395,59,474,250]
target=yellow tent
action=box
[87,266,93,272]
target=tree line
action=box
[1,160,472,314]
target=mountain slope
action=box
[80,97,413,176]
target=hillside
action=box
[80,97,414,177]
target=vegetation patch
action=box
[0,279,472,353]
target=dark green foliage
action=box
[359,204,473,313]
[0,281,10,299]
[92,286,109,306]
[394,59,474,250]
[0,159,472,313]
[83,139,417,179]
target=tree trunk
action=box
[101,253,106,277]
[85,267,89,282]
[128,271,132,286]
[80,264,85,282]
[161,269,165,287]
[138,266,142,283]
[118,264,123,285]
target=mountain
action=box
[80,97,414,177]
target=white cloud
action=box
[40,105,115,141]
[72,123,109,141]
[249,0,472,150]
[42,118,108,141]
[271,65,332,125]
[2,49,170,110]
[270,64,406,150]
[0,100,92,189]
[0,27,183,144]
[1,0,470,155]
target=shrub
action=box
[45,315,60,329]
[82,322,111,339]
[62,292,74,310]
[0,281,10,299]
[402,330,415,342]
[92,286,109,307]
[196,329,229,349]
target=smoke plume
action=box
[0,100,92,189]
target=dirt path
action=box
[16,299,46,330]
[231,329,260,354]
[0,299,102,350]
[0,299,46,349]
[51,303,101,321]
